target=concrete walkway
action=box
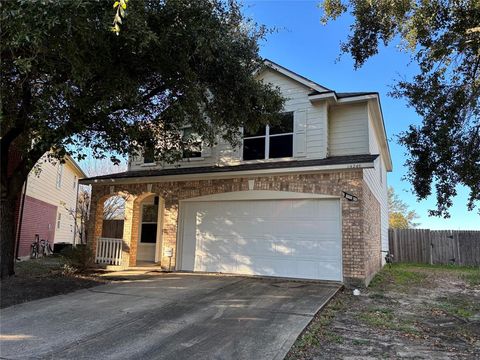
[0,274,340,360]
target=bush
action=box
[61,244,94,273]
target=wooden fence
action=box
[388,229,480,266]
[102,220,124,239]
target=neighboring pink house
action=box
[15,154,86,258]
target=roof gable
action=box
[260,59,331,93]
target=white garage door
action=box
[179,199,342,281]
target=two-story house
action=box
[15,154,86,258]
[81,60,392,286]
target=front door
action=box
[137,200,159,262]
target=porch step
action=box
[95,263,127,271]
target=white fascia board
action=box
[308,92,337,102]
[82,161,375,185]
[336,94,378,103]
[263,60,330,93]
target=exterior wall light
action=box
[342,191,358,202]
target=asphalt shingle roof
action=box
[80,154,378,183]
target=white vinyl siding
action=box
[259,70,328,160]
[129,68,330,171]
[328,103,369,156]
[363,106,389,256]
[56,164,63,189]
[25,155,83,244]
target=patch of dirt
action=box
[287,265,480,359]
[0,257,108,309]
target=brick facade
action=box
[88,169,382,285]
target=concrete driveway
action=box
[0,274,340,360]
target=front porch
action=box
[90,189,178,270]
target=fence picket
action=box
[95,237,123,265]
[388,229,480,265]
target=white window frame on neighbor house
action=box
[56,164,63,189]
[242,112,294,161]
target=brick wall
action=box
[88,169,382,285]
[362,181,382,285]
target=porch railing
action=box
[95,237,123,265]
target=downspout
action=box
[15,177,28,260]
[72,179,80,246]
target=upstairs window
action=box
[243,112,294,160]
[182,127,202,158]
[143,143,155,164]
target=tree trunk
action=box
[0,193,17,278]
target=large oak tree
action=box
[321,0,480,218]
[0,0,284,277]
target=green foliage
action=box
[369,264,427,290]
[0,0,284,277]
[61,245,95,273]
[1,0,284,184]
[358,307,418,334]
[437,295,480,319]
[388,186,420,229]
[292,294,346,351]
[462,269,480,286]
[321,0,480,217]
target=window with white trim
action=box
[182,127,202,158]
[140,203,158,243]
[56,164,63,189]
[243,112,294,160]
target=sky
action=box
[242,0,479,230]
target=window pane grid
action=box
[243,135,266,140]
[269,132,293,137]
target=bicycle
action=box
[40,239,54,256]
[30,235,53,259]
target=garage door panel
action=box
[181,199,342,281]
[196,219,337,237]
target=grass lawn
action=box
[0,256,108,309]
[287,263,480,359]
